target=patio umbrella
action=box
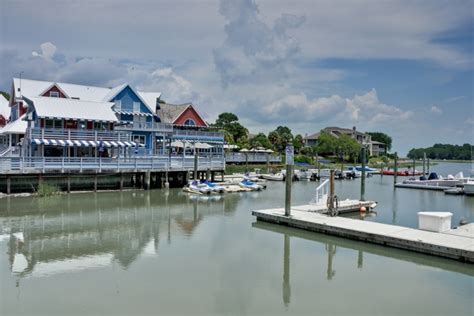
[170,141,185,148]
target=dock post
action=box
[94,174,98,192]
[360,146,366,201]
[206,168,210,181]
[194,152,198,180]
[427,158,430,175]
[144,171,151,190]
[317,154,321,181]
[285,144,294,217]
[165,171,169,188]
[6,175,11,194]
[67,174,71,193]
[393,152,398,187]
[211,171,215,182]
[221,171,224,182]
[413,158,416,176]
[120,173,124,191]
[423,152,426,175]
[328,169,336,215]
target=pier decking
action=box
[252,208,474,262]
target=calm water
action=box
[0,162,473,315]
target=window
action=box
[45,119,63,129]
[114,100,122,111]
[94,122,107,130]
[134,135,146,145]
[50,91,60,98]
[133,102,140,112]
[184,118,196,126]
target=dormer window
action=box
[133,102,140,112]
[114,100,122,111]
[50,91,60,98]
[184,118,196,126]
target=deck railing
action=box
[29,128,132,142]
[0,155,225,174]
[225,152,281,163]
[114,122,174,132]
[173,129,224,138]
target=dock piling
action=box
[393,152,398,187]
[360,147,366,201]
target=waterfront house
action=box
[0,94,8,127]
[303,126,387,156]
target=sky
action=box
[0,0,472,155]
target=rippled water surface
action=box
[0,162,472,315]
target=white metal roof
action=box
[13,78,160,114]
[13,78,111,102]
[137,91,162,112]
[0,114,27,134]
[0,94,9,119]
[28,96,118,122]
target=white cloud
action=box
[429,105,443,114]
[31,42,57,60]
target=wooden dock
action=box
[291,200,376,215]
[252,208,474,262]
[395,183,451,191]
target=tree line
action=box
[407,144,473,160]
[212,112,391,160]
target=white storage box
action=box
[417,212,453,232]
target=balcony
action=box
[225,152,281,163]
[114,122,174,132]
[28,127,132,142]
[172,129,224,142]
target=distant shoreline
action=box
[430,160,473,164]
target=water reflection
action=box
[0,190,238,279]
[252,219,474,309]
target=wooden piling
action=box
[393,152,398,187]
[413,158,416,176]
[144,171,151,190]
[423,152,426,175]
[206,168,210,181]
[6,175,11,194]
[67,175,71,193]
[285,164,293,217]
[194,153,198,180]
[94,174,98,192]
[360,147,366,201]
[120,173,124,191]
[165,171,169,188]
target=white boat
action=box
[204,181,225,193]
[403,172,463,187]
[261,173,284,181]
[295,170,313,181]
[343,169,361,178]
[464,177,474,195]
[184,181,213,195]
[239,179,264,191]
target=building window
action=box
[45,119,63,129]
[50,91,60,98]
[133,102,140,112]
[114,100,122,111]
[94,122,107,130]
[134,135,146,145]
[184,118,196,126]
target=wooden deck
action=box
[252,208,474,262]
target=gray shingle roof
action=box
[156,103,191,123]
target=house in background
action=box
[0,94,9,127]
[303,126,387,156]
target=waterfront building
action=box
[0,94,8,127]
[303,126,387,156]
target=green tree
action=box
[268,126,294,152]
[336,134,361,160]
[293,134,304,153]
[367,132,392,151]
[249,133,272,149]
[212,112,248,145]
[315,131,338,155]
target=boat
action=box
[348,166,379,174]
[343,168,361,178]
[183,180,213,195]
[402,172,462,188]
[239,179,264,191]
[261,173,284,181]
[464,179,474,196]
[203,180,225,193]
[295,169,313,181]
[383,169,422,176]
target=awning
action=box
[115,110,153,117]
[31,139,139,147]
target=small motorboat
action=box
[463,179,474,196]
[295,169,313,181]
[203,180,225,193]
[261,173,284,181]
[239,179,264,191]
[184,180,213,195]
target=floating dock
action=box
[395,183,451,190]
[252,208,474,262]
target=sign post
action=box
[285,144,294,217]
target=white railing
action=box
[0,155,225,173]
[115,122,174,132]
[312,179,329,206]
[225,152,281,163]
[173,129,224,138]
[29,128,132,142]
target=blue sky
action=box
[0,0,472,155]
